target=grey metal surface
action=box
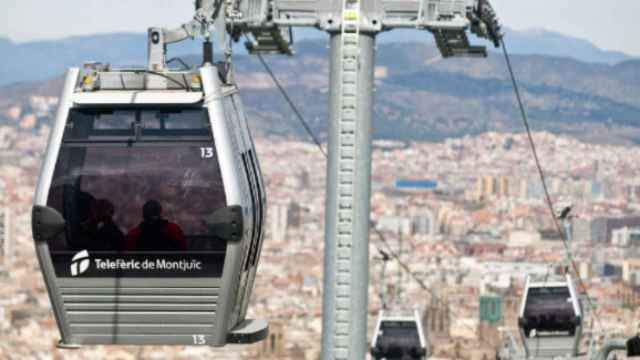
[220,89,253,330]
[433,28,487,57]
[265,0,501,38]
[226,319,269,344]
[229,90,267,323]
[97,71,195,90]
[147,0,223,69]
[33,68,81,345]
[219,89,252,330]
[523,335,579,359]
[201,64,249,345]
[235,0,270,24]
[245,27,294,55]
[321,24,376,359]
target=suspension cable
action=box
[373,227,439,301]
[500,37,602,330]
[253,48,327,157]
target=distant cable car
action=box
[370,309,429,360]
[31,61,267,347]
[518,274,583,358]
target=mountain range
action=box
[1,32,639,144]
[0,27,635,87]
[240,41,640,144]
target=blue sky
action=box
[1,0,639,56]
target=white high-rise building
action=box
[269,201,304,243]
[270,202,289,243]
[0,306,7,330]
[412,208,436,236]
[0,208,10,267]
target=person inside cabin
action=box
[68,190,98,250]
[126,200,187,251]
[94,199,125,251]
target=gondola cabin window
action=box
[45,107,228,277]
[379,321,420,341]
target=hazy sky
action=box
[1,0,639,56]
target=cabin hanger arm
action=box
[148,0,225,70]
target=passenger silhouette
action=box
[68,190,98,250]
[94,199,125,251]
[126,200,187,251]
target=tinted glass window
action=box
[46,108,227,277]
[525,287,573,315]
[377,320,422,356]
[380,321,420,340]
[524,286,577,333]
[93,111,135,129]
[64,108,211,139]
[142,109,208,130]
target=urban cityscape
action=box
[1,90,640,359]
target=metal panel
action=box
[201,64,246,344]
[72,334,217,346]
[59,286,220,295]
[246,27,294,55]
[96,71,194,91]
[271,0,469,29]
[62,295,219,304]
[70,324,215,335]
[33,69,81,344]
[274,0,330,18]
[57,282,220,344]
[223,96,252,328]
[65,303,217,312]
[73,91,204,105]
[380,0,420,21]
[221,92,254,329]
[231,91,266,321]
[523,335,578,359]
[237,0,270,24]
[57,277,223,287]
[66,311,216,324]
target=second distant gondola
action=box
[371,309,429,360]
[518,274,583,358]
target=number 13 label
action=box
[200,147,214,159]
[192,334,206,345]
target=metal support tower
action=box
[321,1,376,355]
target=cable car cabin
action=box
[31,63,268,347]
[518,274,583,358]
[371,309,429,360]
